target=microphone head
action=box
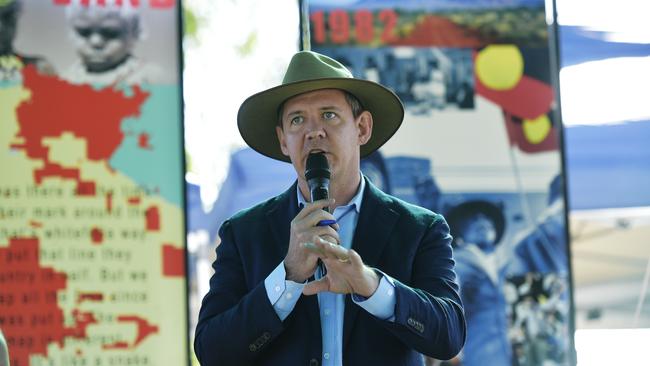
[305,152,330,181]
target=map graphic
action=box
[0,64,187,366]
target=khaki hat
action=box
[237,50,404,162]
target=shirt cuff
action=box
[352,272,396,322]
[264,261,305,321]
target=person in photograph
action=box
[64,1,163,86]
[0,0,55,84]
[194,50,466,365]
[510,174,568,275]
[446,200,512,366]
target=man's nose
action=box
[305,118,326,140]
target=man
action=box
[0,0,55,85]
[64,1,162,85]
[195,51,466,365]
[445,200,511,366]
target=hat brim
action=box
[237,77,404,163]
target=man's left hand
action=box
[302,237,379,297]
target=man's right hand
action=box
[284,198,340,282]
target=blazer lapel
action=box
[266,182,297,260]
[343,178,399,348]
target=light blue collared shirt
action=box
[264,175,396,366]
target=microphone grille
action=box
[305,152,330,180]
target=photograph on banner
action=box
[308,0,548,48]
[307,0,573,365]
[318,46,475,113]
[0,1,187,366]
[4,0,178,87]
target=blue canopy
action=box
[560,25,650,210]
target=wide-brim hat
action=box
[445,200,506,245]
[237,51,404,162]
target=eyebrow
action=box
[286,105,341,116]
[285,110,303,118]
[319,106,342,111]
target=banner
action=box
[306,1,574,365]
[0,1,187,365]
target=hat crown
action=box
[282,51,353,84]
[238,50,403,163]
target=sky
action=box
[556,0,650,126]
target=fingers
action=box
[348,249,363,267]
[302,209,337,229]
[309,237,351,262]
[303,277,329,296]
[290,201,340,248]
[303,242,329,259]
[295,198,335,220]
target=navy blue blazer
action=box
[195,178,466,365]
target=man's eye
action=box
[290,116,304,125]
[323,111,336,119]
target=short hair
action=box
[277,90,364,128]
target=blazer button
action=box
[249,344,257,352]
[263,331,271,340]
[309,358,319,366]
[407,318,415,326]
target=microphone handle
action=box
[309,180,330,276]
[310,186,329,212]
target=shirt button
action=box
[286,292,293,300]
[324,309,331,316]
[274,285,281,292]
[323,353,330,360]
[387,289,394,296]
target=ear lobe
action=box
[357,111,373,145]
[276,126,290,156]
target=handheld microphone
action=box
[306,152,331,276]
[305,152,330,211]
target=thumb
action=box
[303,277,330,296]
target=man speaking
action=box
[194,51,466,365]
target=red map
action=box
[1,67,167,365]
[0,238,97,366]
[11,66,149,191]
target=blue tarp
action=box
[559,25,650,210]
[564,120,650,210]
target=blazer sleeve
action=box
[377,215,466,360]
[194,220,285,366]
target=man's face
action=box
[0,4,19,55]
[70,10,137,72]
[462,213,497,251]
[276,89,372,186]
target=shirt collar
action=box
[297,173,365,213]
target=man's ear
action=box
[357,111,373,145]
[276,126,290,156]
